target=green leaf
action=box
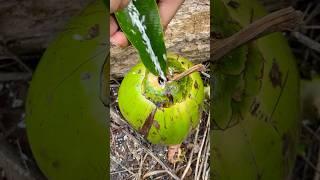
[115,0,167,80]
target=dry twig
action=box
[180,118,201,180]
[211,7,303,62]
[291,32,320,54]
[195,115,210,180]
[0,73,32,82]
[169,64,206,82]
[110,155,136,176]
[142,170,168,179]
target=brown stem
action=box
[211,7,303,63]
[169,64,206,82]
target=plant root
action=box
[167,144,182,164]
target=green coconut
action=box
[26,1,108,179]
[118,53,204,145]
[211,0,300,179]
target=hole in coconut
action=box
[158,77,165,86]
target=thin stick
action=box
[110,168,139,175]
[202,139,210,180]
[137,153,148,179]
[291,32,320,53]
[211,7,302,63]
[304,3,320,24]
[110,109,129,126]
[180,116,202,180]
[15,139,29,172]
[198,124,210,180]
[169,64,206,82]
[300,154,320,173]
[175,158,197,172]
[0,73,32,82]
[303,123,320,142]
[143,170,168,179]
[302,25,320,30]
[110,156,136,176]
[0,45,32,73]
[195,115,210,179]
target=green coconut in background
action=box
[211,0,300,179]
[26,1,109,179]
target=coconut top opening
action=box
[142,57,192,108]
